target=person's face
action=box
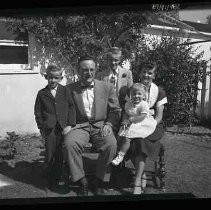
[78,60,96,85]
[108,54,121,71]
[139,67,156,86]
[46,71,62,89]
[131,89,145,105]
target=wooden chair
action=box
[60,139,166,192]
[145,143,166,192]
[109,142,166,192]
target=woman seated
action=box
[115,61,167,195]
[111,83,157,166]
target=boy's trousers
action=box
[44,123,63,184]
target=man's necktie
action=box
[51,88,56,97]
[81,84,94,89]
[110,76,115,85]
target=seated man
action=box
[65,55,121,196]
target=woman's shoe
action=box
[133,185,143,195]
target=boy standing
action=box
[96,47,133,110]
[34,64,76,190]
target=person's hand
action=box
[62,126,72,135]
[121,119,131,127]
[101,124,113,137]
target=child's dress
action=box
[118,100,157,139]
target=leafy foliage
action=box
[5,11,150,79]
[5,11,208,126]
[0,132,19,160]
[131,35,208,126]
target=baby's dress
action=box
[118,100,157,138]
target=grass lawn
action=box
[0,125,211,199]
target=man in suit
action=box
[65,55,121,196]
[96,47,133,110]
[34,64,76,190]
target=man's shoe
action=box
[77,182,89,196]
[89,176,100,193]
[90,177,106,195]
[77,177,89,196]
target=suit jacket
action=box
[66,79,121,130]
[34,84,76,134]
[96,66,133,109]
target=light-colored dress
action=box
[127,82,168,161]
[118,100,157,138]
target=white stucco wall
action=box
[0,71,69,138]
[0,31,71,138]
[191,40,211,121]
[0,73,47,138]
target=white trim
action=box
[0,69,40,74]
[0,64,30,69]
[0,64,40,74]
[156,97,168,107]
[148,25,211,39]
[150,24,181,32]
[0,40,28,46]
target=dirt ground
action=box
[0,125,211,202]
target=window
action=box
[0,19,37,74]
[0,42,28,64]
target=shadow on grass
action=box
[0,151,162,197]
[0,159,47,190]
[0,158,75,195]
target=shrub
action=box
[0,132,19,160]
[131,35,208,126]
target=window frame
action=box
[0,19,39,74]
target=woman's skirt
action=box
[126,121,165,161]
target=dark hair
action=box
[107,47,122,57]
[138,61,158,73]
[46,64,62,75]
[78,55,96,65]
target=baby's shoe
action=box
[111,152,125,166]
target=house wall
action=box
[0,72,69,138]
[191,40,211,121]
[0,73,46,138]
[0,30,70,138]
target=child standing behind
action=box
[112,83,157,166]
[34,64,76,190]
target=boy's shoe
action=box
[111,152,125,166]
